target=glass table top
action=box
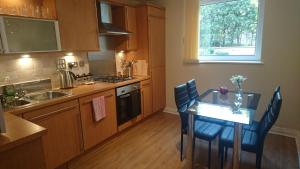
[188,89,261,124]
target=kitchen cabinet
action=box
[56,0,99,51]
[149,15,165,68]
[114,5,137,51]
[23,100,83,169]
[137,5,166,113]
[79,89,117,150]
[124,6,137,50]
[151,67,166,113]
[0,0,57,19]
[141,80,153,118]
[148,11,166,112]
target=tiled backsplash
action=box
[0,52,90,86]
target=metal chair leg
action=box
[192,135,196,164]
[180,131,183,161]
[218,135,221,158]
[225,147,228,160]
[256,152,262,169]
[220,145,224,169]
[208,141,211,169]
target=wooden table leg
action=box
[233,123,242,169]
[183,113,194,169]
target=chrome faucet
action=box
[15,87,26,99]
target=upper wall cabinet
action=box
[56,0,99,51]
[113,5,137,51]
[125,6,137,51]
[0,0,57,19]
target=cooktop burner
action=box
[93,75,132,83]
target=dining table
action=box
[183,89,260,169]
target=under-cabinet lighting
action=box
[21,54,31,58]
[66,52,74,56]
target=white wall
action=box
[162,0,300,131]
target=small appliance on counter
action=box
[56,59,77,89]
[58,70,77,89]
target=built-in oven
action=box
[116,83,141,126]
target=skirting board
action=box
[164,107,300,167]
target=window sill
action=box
[184,60,264,65]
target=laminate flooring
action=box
[69,112,299,169]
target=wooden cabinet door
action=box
[141,80,153,118]
[79,89,117,150]
[148,7,166,113]
[125,6,137,50]
[152,67,166,113]
[148,14,165,68]
[56,0,99,51]
[0,0,57,19]
[23,100,82,169]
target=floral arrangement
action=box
[230,75,247,90]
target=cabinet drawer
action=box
[23,100,79,121]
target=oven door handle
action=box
[119,94,131,99]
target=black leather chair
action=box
[219,90,282,169]
[243,86,281,132]
[174,84,222,169]
[186,79,225,126]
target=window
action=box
[199,0,264,62]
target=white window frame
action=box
[199,0,265,62]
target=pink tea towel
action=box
[92,96,106,122]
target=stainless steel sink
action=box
[11,99,31,107]
[25,91,68,101]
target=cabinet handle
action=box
[30,105,78,121]
[82,94,114,105]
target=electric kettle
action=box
[58,70,77,89]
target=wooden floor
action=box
[69,112,299,169]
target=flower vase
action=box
[233,88,243,114]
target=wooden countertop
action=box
[0,76,149,152]
[0,113,46,152]
[0,76,150,152]
[5,76,150,115]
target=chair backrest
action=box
[258,91,282,147]
[174,84,190,131]
[186,79,200,102]
[259,86,281,124]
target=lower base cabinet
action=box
[23,100,83,169]
[141,80,153,118]
[151,67,166,113]
[79,89,118,150]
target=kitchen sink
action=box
[25,91,68,101]
[11,99,31,107]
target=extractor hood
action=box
[98,2,131,36]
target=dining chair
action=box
[186,79,225,125]
[219,91,282,169]
[243,86,281,132]
[174,84,223,169]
